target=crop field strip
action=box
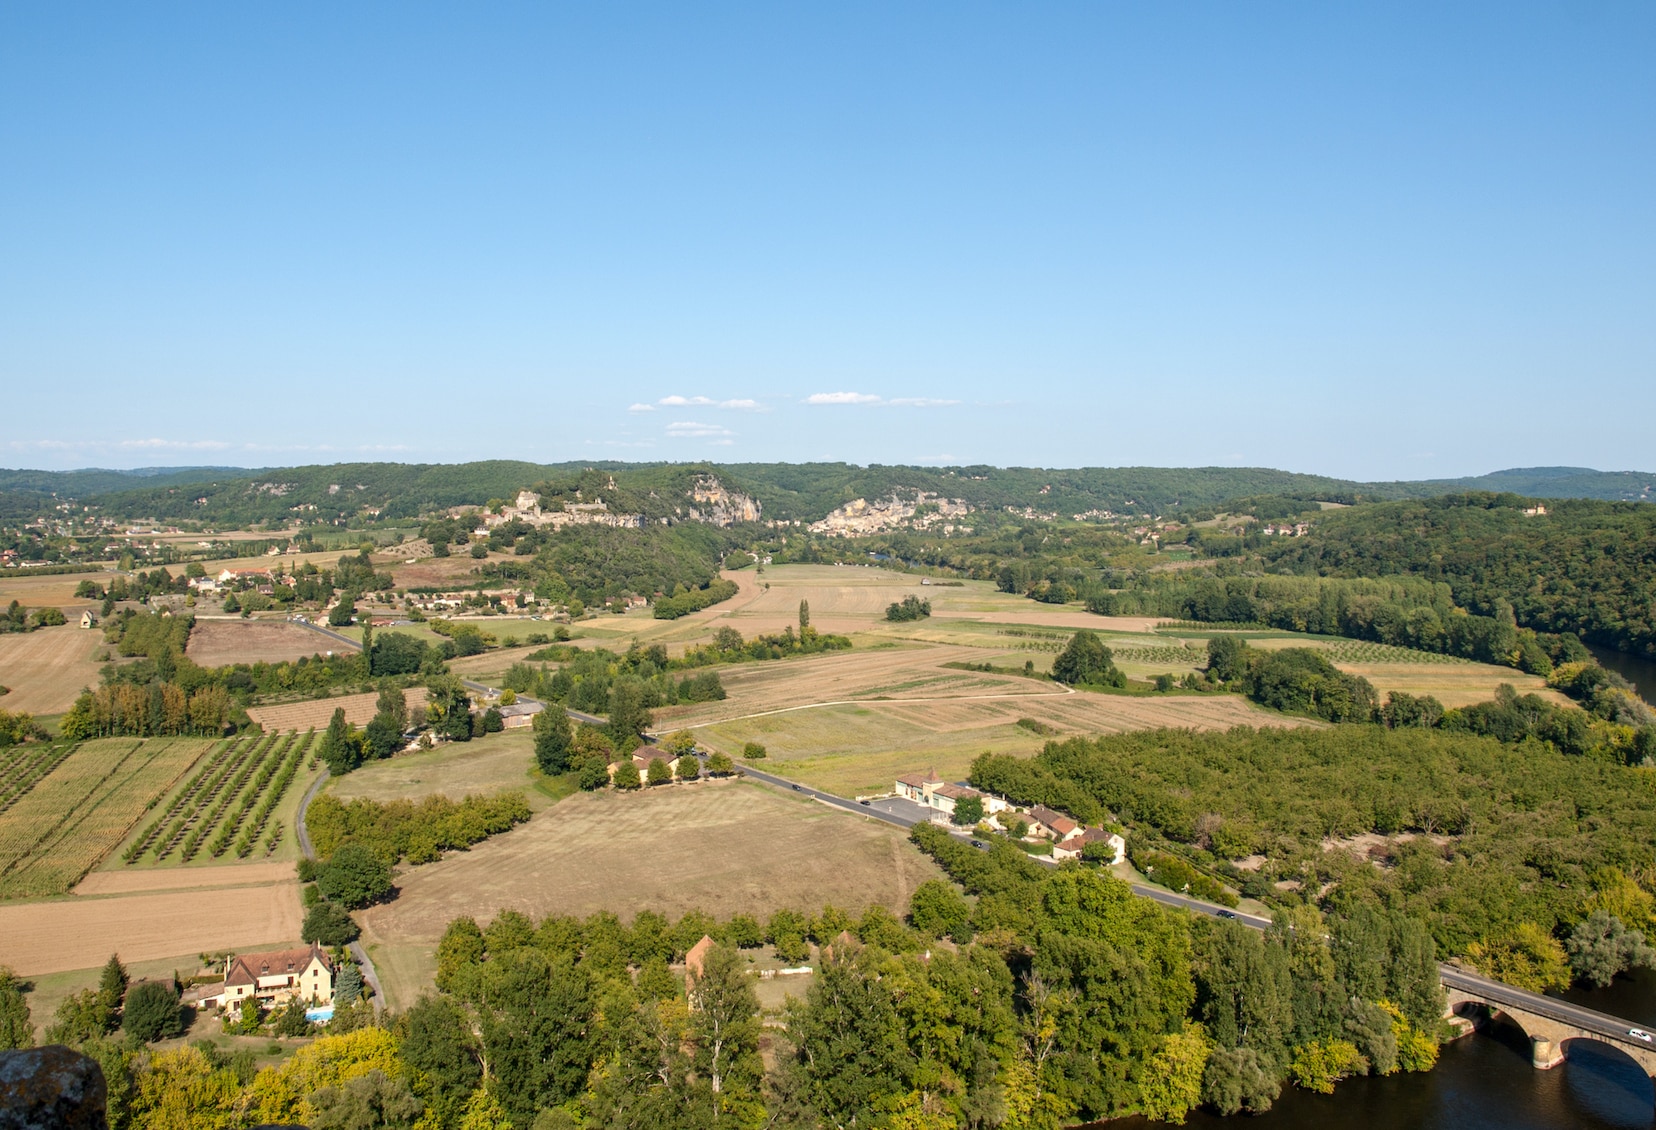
[124,729,313,866]
[0,743,77,814]
[0,737,215,899]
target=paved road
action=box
[293,761,386,1011]
[732,761,1649,1051]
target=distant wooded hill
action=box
[0,461,1649,525]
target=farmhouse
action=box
[1051,828,1127,864]
[894,770,1005,819]
[79,610,96,629]
[1026,805,1082,842]
[201,942,335,1011]
[496,701,544,729]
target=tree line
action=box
[967,723,1656,980]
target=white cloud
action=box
[116,438,235,450]
[665,421,736,438]
[805,392,959,408]
[627,403,656,413]
[657,395,762,410]
[805,391,883,405]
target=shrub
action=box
[302,900,362,946]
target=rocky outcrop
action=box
[0,1046,107,1130]
[687,476,762,526]
[809,493,972,537]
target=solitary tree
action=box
[318,707,360,775]
[533,708,575,775]
[317,844,393,909]
[950,796,985,826]
[706,751,735,776]
[0,968,31,1050]
[646,757,672,787]
[605,677,652,750]
[1051,629,1123,687]
[302,900,361,946]
[334,964,363,1007]
[798,599,810,631]
[614,758,642,790]
[1567,910,1656,987]
[122,980,183,1042]
[97,953,129,1016]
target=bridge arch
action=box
[1558,1036,1656,1118]
[1443,987,1656,1080]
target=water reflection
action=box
[1101,1008,1655,1129]
[1586,645,1656,708]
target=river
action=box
[1098,972,1656,1128]
[1587,645,1656,708]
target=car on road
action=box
[792,784,802,791]
[859,799,871,806]
[1630,1028,1653,1043]
[970,840,987,850]
[1216,910,1237,919]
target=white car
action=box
[1629,1028,1653,1043]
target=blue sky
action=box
[2,3,1652,479]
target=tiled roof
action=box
[225,943,331,987]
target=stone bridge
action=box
[1443,970,1656,1080]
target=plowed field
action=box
[185,619,339,666]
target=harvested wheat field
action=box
[0,881,301,975]
[328,728,550,808]
[75,859,297,896]
[1337,662,1564,708]
[0,571,96,613]
[653,643,1058,729]
[689,692,1292,797]
[245,687,427,731]
[357,779,943,1008]
[0,625,105,714]
[185,618,339,666]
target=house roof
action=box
[896,769,943,788]
[1028,805,1079,835]
[225,943,332,987]
[497,701,544,718]
[933,783,981,801]
[685,935,716,982]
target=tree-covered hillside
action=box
[3,461,1651,526]
[1263,493,1656,657]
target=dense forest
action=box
[968,725,1656,964]
[1260,493,1656,657]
